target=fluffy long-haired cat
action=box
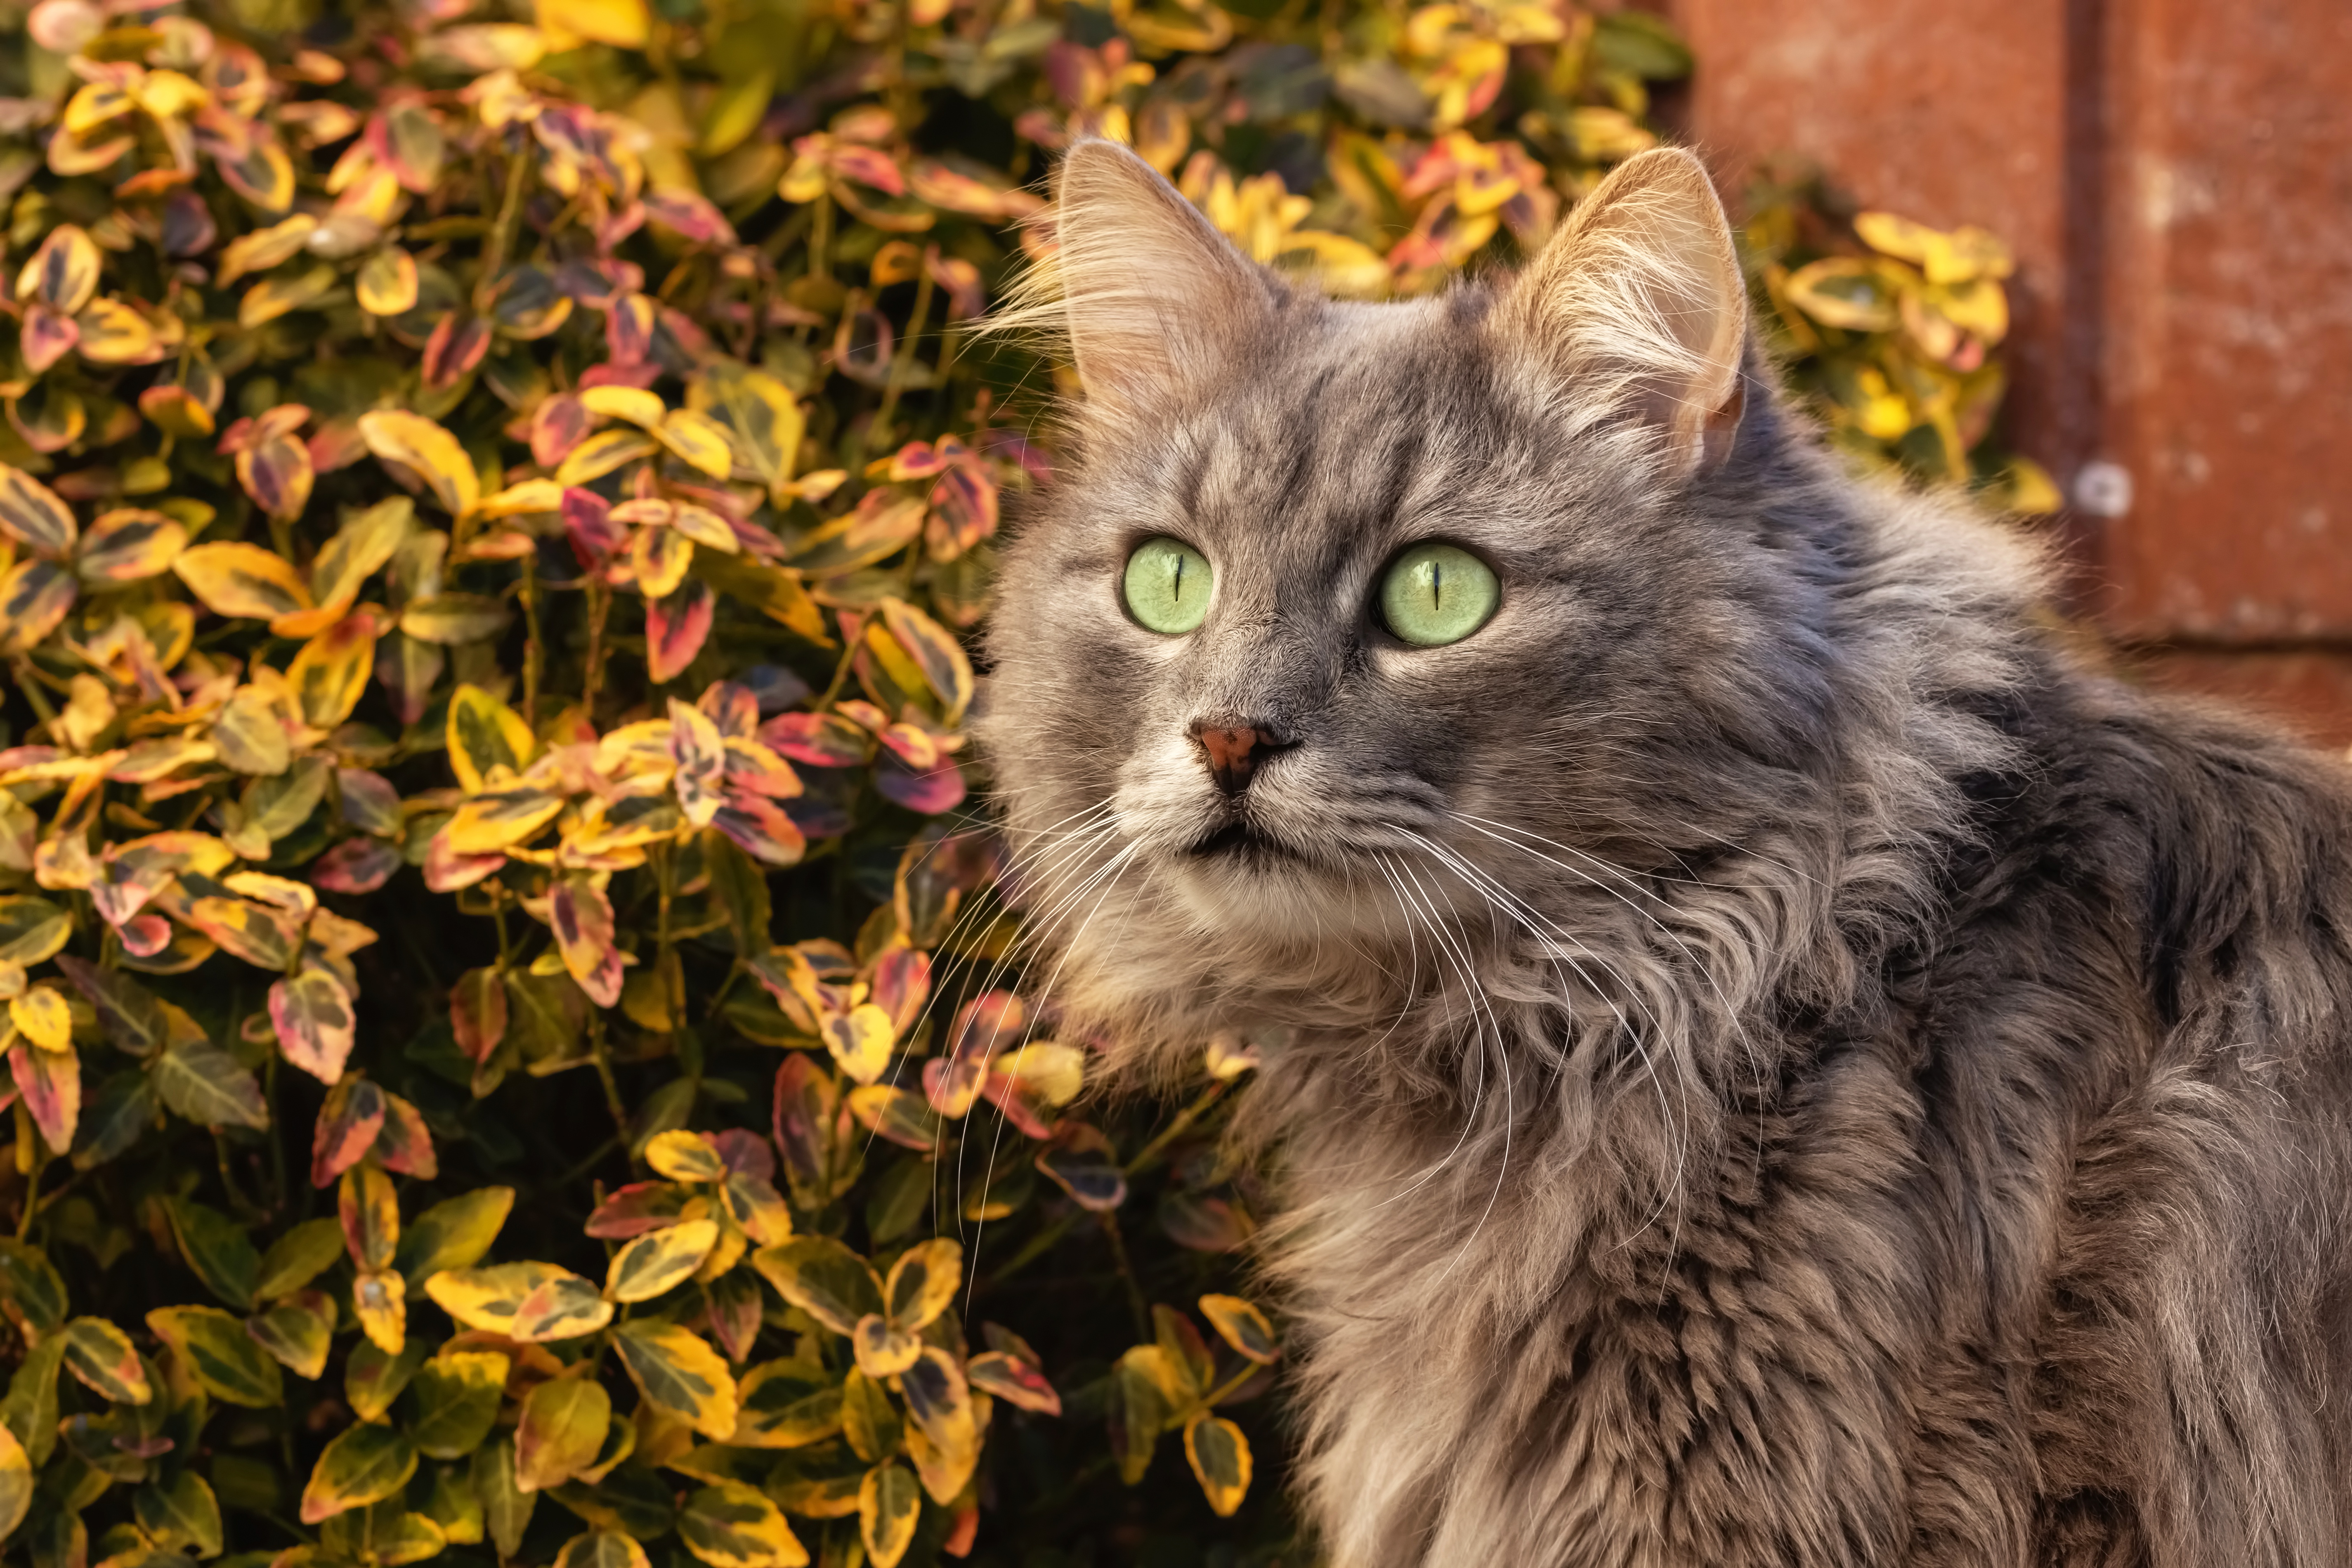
[978,139,2352,1566]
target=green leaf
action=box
[146,1306,282,1409]
[163,1197,261,1311]
[605,1219,719,1304]
[476,1438,536,1559]
[1198,1294,1280,1365]
[155,1037,270,1130]
[246,1291,334,1380]
[0,897,70,966]
[554,1530,652,1568]
[63,1317,153,1405]
[680,1480,809,1568]
[1181,1412,1252,1517]
[729,1359,842,1450]
[403,1351,509,1460]
[345,1338,429,1422]
[516,1375,610,1493]
[750,1239,881,1337]
[300,1422,418,1525]
[256,1217,347,1299]
[135,1468,225,1556]
[1,1337,63,1466]
[611,1322,738,1440]
[0,1239,68,1334]
[839,1369,899,1464]
[396,1185,514,1285]
[857,1462,921,1568]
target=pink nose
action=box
[1192,723,1271,795]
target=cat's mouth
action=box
[1186,818,1301,862]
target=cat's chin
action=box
[1184,818,1308,862]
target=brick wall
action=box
[1662,0,2352,746]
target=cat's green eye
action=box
[1379,542,1499,647]
[1123,537,1215,635]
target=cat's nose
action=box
[1190,720,1288,796]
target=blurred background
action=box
[1664,0,2352,744]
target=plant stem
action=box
[583,579,612,716]
[520,551,543,730]
[874,264,934,440]
[475,152,531,309]
[1124,1078,1231,1182]
[587,1011,635,1165]
[1097,1210,1151,1341]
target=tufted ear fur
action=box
[1503,146,1748,476]
[1048,139,1277,420]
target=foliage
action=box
[0,0,2035,1560]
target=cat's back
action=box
[1909,665,2352,1565]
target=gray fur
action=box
[979,141,2352,1566]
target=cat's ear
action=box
[1048,139,1276,418]
[1505,146,1748,476]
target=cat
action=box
[977,138,2352,1567]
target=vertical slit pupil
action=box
[1429,560,1443,608]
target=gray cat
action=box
[978,139,2352,1566]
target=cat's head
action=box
[980,141,1887,1073]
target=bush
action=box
[0,0,2037,1563]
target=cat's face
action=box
[982,142,1804,1045]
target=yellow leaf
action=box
[822,1004,894,1086]
[537,0,649,49]
[881,1238,961,1334]
[727,1360,843,1450]
[518,1374,612,1492]
[1197,1295,1279,1364]
[611,1321,737,1439]
[1181,1412,1251,1516]
[74,297,160,365]
[284,614,379,728]
[445,684,536,793]
[359,410,480,519]
[300,1423,418,1525]
[1000,1041,1084,1107]
[0,1423,29,1542]
[427,1261,613,1341]
[605,1218,719,1303]
[658,411,735,480]
[679,1479,808,1568]
[555,428,660,486]
[645,1129,726,1183]
[173,543,314,622]
[357,248,420,316]
[443,786,565,855]
[354,1268,407,1354]
[9,986,71,1053]
[857,1463,920,1568]
[17,225,101,316]
[579,387,666,428]
[850,1317,921,1379]
[478,479,564,519]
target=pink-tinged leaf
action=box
[236,432,314,522]
[272,967,357,1085]
[584,1181,693,1239]
[926,465,1000,560]
[139,383,217,440]
[450,966,506,1064]
[0,462,78,556]
[646,580,714,685]
[771,1052,841,1200]
[967,1326,1061,1415]
[373,102,446,194]
[8,1041,79,1155]
[711,791,806,869]
[697,680,760,739]
[561,486,625,569]
[876,723,941,771]
[642,190,736,246]
[704,1271,764,1363]
[119,914,172,957]
[756,712,871,768]
[533,395,591,468]
[21,305,79,375]
[161,189,217,256]
[422,830,505,894]
[949,992,1024,1065]
[338,768,403,837]
[829,144,906,196]
[875,755,966,815]
[922,1056,987,1119]
[421,313,491,389]
[375,634,445,728]
[720,738,803,800]
[0,561,76,652]
[1158,1192,1255,1252]
[311,1077,385,1188]
[606,293,655,366]
[310,837,401,895]
[374,1091,437,1178]
[709,1128,775,1181]
[550,878,623,1007]
[871,948,930,1038]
